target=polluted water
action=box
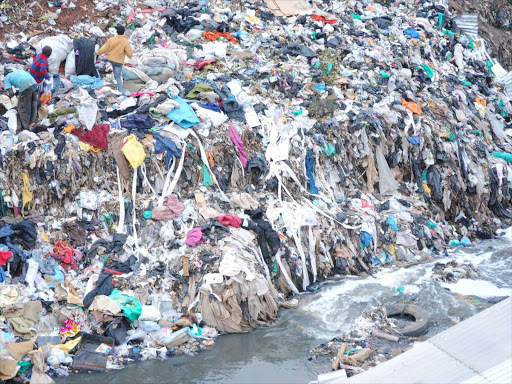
[58,229,512,384]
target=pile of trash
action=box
[431,259,479,282]
[310,305,414,379]
[1,0,512,381]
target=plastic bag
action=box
[64,48,76,77]
[376,145,398,195]
[121,135,146,169]
[76,88,98,130]
[35,35,73,74]
[108,290,142,322]
[39,79,53,105]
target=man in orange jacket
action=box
[96,25,134,95]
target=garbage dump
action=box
[310,305,415,378]
[0,0,512,381]
[431,259,479,282]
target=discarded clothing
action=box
[218,215,242,228]
[152,194,185,220]
[70,75,104,89]
[166,97,200,128]
[72,124,110,150]
[186,227,204,246]
[228,122,248,167]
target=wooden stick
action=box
[372,329,399,342]
[343,348,374,366]
[332,343,347,371]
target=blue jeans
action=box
[109,61,125,92]
[52,74,62,94]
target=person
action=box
[95,25,134,95]
[3,69,38,131]
[29,46,52,84]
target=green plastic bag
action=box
[423,63,435,79]
[109,290,142,322]
[323,142,336,156]
[202,163,214,187]
[17,361,32,373]
[494,152,512,163]
[351,13,362,20]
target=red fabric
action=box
[0,251,13,266]
[72,124,110,150]
[218,215,242,228]
[48,239,77,270]
[312,15,337,24]
[193,59,216,70]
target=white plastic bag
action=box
[35,35,73,74]
[64,48,76,77]
[376,145,398,195]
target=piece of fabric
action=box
[48,107,77,125]
[243,208,281,261]
[152,194,185,220]
[166,97,200,128]
[153,132,181,170]
[185,83,214,99]
[30,53,50,83]
[185,227,204,246]
[230,193,259,210]
[96,35,134,64]
[69,75,103,89]
[73,38,99,77]
[0,250,12,266]
[401,98,422,115]
[203,31,238,44]
[305,149,319,194]
[407,136,421,146]
[404,28,421,39]
[17,84,38,131]
[218,215,242,228]
[7,339,35,361]
[361,231,373,248]
[72,123,110,150]
[108,133,131,179]
[83,272,114,308]
[4,70,36,92]
[312,15,337,24]
[195,192,221,219]
[3,301,43,337]
[228,122,248,167]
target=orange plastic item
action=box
[202,31,238,44]
[40,92,51,105]
[475,97,487,106]
[206,150,215,168]
[401,98,422,115]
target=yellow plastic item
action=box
[64,124,75,133]
[53,337,81,353]
[22,173,33,216]
[121,134,146,169]
[422,182,431,195]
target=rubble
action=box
[431,259,479,282]
[0,0,512,381]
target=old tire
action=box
[385,303,430,337]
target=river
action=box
[59,229,512,384]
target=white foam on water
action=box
[441,279,512,298]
